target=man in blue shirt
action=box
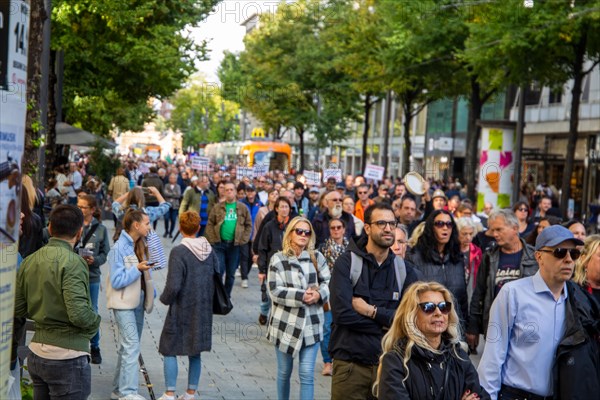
[477,225,583,399]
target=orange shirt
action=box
[354,199,375,222]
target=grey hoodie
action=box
[181,237,212,262]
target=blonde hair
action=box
[573,234,600,286]
[408,222,426,248]
[21,175,37,211]
[282,217,317,261]
[373,282,463,397]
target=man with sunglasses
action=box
[466,209,539,353]
[329,203,421,400]
[478,225,596,399]
[312,191,356,244]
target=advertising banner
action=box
[0,1,28,396]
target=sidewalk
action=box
[90,229,333,400]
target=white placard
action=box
[138,162,153,174]
[303,170,321,186]
[191,156,210,172]
[236,166,254,179]
[253,163,269,178]
[323,169,342,183]
[364,164,385,181]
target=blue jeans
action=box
[89,281,100,349]
[112,294,145,396]
[213,241,241,297]
[260,281,271,317]
[320,310,332,363]
[28,352,91,399]
[275,342,319,400]
[163,355,201,392]
[164,208,178,235]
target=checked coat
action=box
[267,250,330,357]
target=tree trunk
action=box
[382,90,393,178]
[361,94,371,174]
[298,127,305,172]
[45,50,57,180]
[466,77,484,202]
[402,101,413,175]
[560,28,587,218]
[23,0,46,176]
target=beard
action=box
[329,204,343,218]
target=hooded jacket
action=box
[329,235,421,365]
[159,237,217,356]
[377,338,490,400]
[467,238,538,335]
[79,217,110,283]
[553,281,600,399]
[405,246,469,326]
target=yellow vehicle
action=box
[203,140,292,171]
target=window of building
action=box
[549,88,562,104]
[525,81,542,106]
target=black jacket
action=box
[378,338,490,400]
[252,209,298,256]
[312,209,356,245]
[467,239,538,335]
[553,281,600,399]
[329,235,421,365]
[256,218,288,274]
[405,246,468,326]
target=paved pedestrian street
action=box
[89,229,333,399]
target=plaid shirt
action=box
[267,250,330,357]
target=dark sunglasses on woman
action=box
[418,301,452,315]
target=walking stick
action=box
[138,353,156,400]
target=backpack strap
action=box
[350,252,363,287]
[394,256,407,295]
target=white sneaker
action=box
[158,394,175,400]
[110,392,122,400]
[235,269,242,277]
[177,393,196,400]
[119,394,147,400]
[241,279,249,288]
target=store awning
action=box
[56,122,117,148]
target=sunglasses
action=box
[358,191,368,195]
[418,301,452,315]
[330,198,343,202]
[538,248,581,260]
[330,225,344,231]
[516,207,528,212]
[433,221,453,228]
[294,228,312,237]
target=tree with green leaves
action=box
[169,75,240,149]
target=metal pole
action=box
[512,83,527,204]
[37,0,52,192]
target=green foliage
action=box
[168,75,240,148]
[52,0,220,137]
[87,141,122,183]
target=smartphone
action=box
[146,261,158,266]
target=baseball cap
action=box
[245,184,256,191]
[432,189,447,200]
[309,187,320,194]
[336,182,345,189]
[535,225,584,251]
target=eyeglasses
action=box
[516,208,528,212]
[538,248,581,260]
[433,221,453,229]
[329,198,343,202]
[330,225,344,231]
[418,301,452,315]
[358,191,368,195]
[370,220,398,229]
[294,228,312,237]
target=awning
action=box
[56,122,117,148]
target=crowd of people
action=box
[10,154,600,400]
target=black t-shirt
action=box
[494,249,523,297]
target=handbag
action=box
[142,269,155,314]
[213,272,233,315]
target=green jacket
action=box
[179,187,215,220]
[15,238,101,352]
[205,201,252,246]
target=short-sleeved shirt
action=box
[494,249,523,296]
[220,202,237,241]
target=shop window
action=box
[549,88,562,104]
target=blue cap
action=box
[535,225,584,251]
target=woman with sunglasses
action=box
[317,218,349,376]
[373,281,489,400]
[405,210,469,327]
[257,197,292,324]
[512,201,535,238]
[267,216,330,400]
